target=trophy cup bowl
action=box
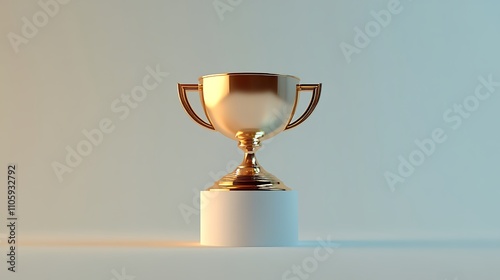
[178,73,321,191]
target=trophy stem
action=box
[208,130,289,191]
[241,152,258,169]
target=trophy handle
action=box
[285,83,322,130]
[178,83,215,130]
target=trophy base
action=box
[210,173,290,191]
[200,190,298,246]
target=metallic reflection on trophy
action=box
[178,73,321,191]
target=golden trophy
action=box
[178,73,321,246]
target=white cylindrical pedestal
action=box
[200,190,298,247]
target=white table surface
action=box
[2,239,499,280]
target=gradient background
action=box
[1,0,500,279]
